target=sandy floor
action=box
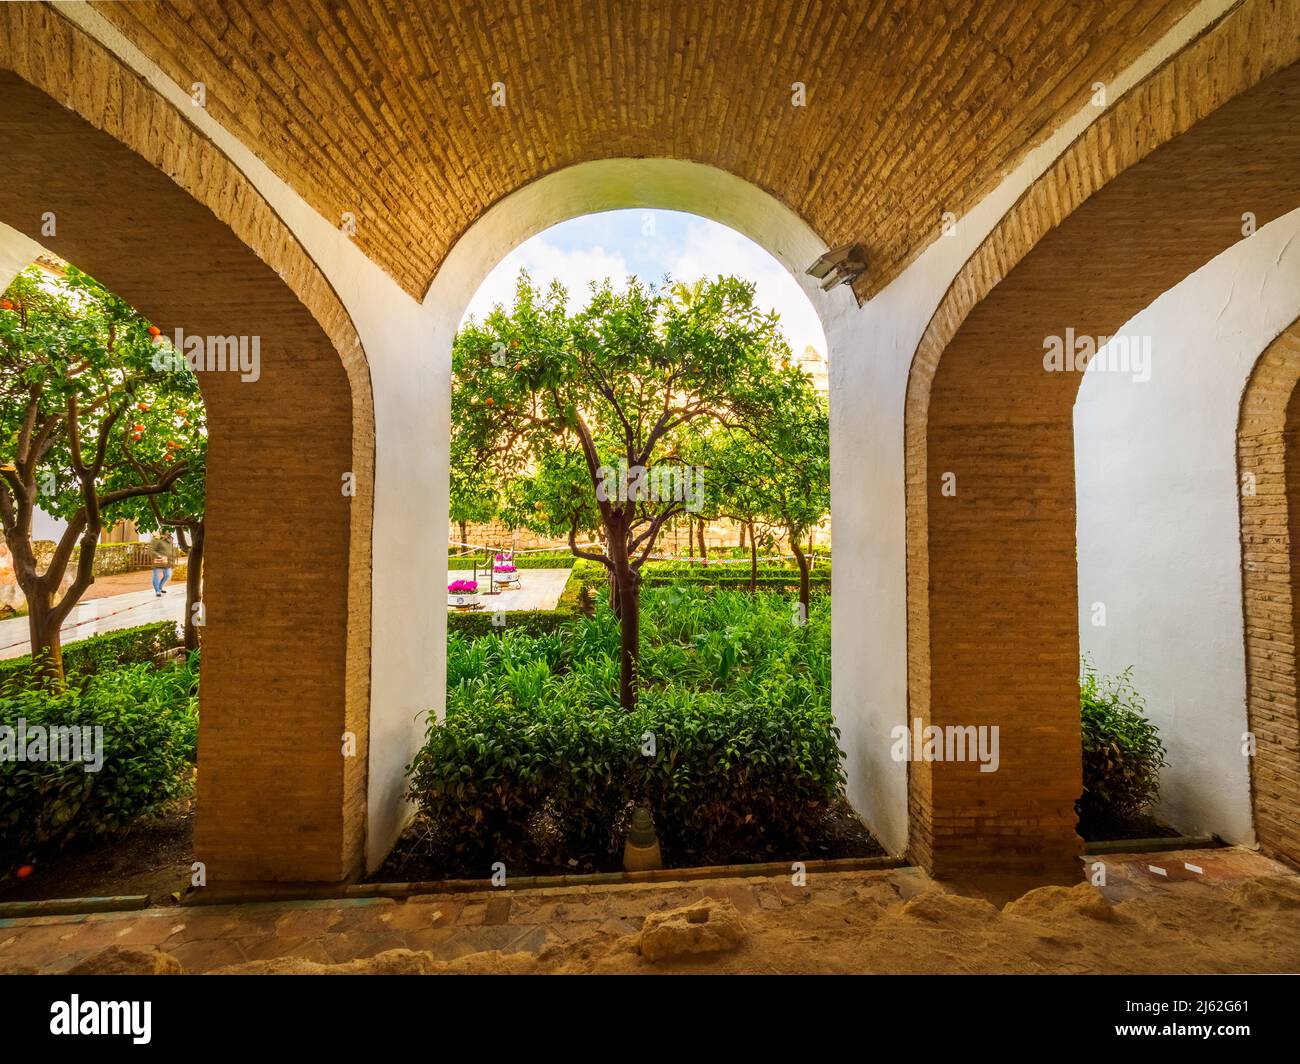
[3,847,1298,974]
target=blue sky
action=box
[460,209,827,357]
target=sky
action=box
[459,209,827,357]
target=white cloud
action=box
[662,220,826,356]
[459,213,827,358]
[460,241,631,326]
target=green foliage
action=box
[447,552,576,571]
[1077,660,1168,826]
[0,265,205,531]
[446,562,594,637]
[0,655,199,863]
[412,587,844,860]
[0,621,180,692]
[497,446,601,540]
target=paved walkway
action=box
[447,567,571,613]
[0,585,184,660]
[2,847,1297,974]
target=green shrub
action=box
[413,588,844,860]
[0,621,180,691]
[446,565,593,638]
[447,552,576,571]
[0,655,199,863]
[1077,661,1167,826]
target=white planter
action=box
[447,592,480,608]
[494,571,520,587]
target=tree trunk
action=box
[698,519,708,560]
[604,512,640,710]
[617,574,640,711]
[749,521,758,593]
[6,528,76,689]
[607,568,622,619]
[183,521,205,651]
[791,537,811,618]
[738,523,746,550]
[25,594,64,687]
[458,520,468,547]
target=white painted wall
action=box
[828,0,1235,854]
[1075,208,1300,843]
[58,0,1240,866]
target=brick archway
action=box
[904,2,1300,879]
[0,7,375,881]
[1239,316,1300,868]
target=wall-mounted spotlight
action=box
[805,243,867,293]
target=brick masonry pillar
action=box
[0,25,375,883]
[1238,319,1300,868]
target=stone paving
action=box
[0,586,185,660]
[2,846,1297,974]
[446,567,571,613]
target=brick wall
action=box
[905,3,1300,879]
[0,6,375,883]
[1239,320,1300,867]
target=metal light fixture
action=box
[805,243,868,293]
[623,806,663,872]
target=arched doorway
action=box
[1239,315,1300,868]
[0,10,375,882]
[904,9,1300,878]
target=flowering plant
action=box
[493,564,517,573]
[448,579,479,594]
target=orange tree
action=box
[108,390,207,650]
[697,390,829,613]
[0,265,200,684]
[452,272,807,709]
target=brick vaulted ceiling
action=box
[95,0,1198,300]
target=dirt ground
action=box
[4,847,1298,975]
[0,799,194,905]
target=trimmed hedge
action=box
[0,621,180,691]
[448,609,579,639]
[448,552,576,570]
[640,573,831,590]
[415,589,844,860]
[447,562,595,638]
[1,655,199,863]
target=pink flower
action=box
[448,579,479,594]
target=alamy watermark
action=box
[596,461,705,513]
[890,718,1000,772]
[0,718,104,773]
[152,327,261,382]
[1043,328,1151,383]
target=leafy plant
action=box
[0,621,179,692]
[1077,660,1168,827]
[411,587,844,861]
[1,655,199,865]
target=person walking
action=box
[149,531,177,597]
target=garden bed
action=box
[370,795,883,882]
[0,794,194,905]
[1077,812,1180,843]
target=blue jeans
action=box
[152,567,172,593]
